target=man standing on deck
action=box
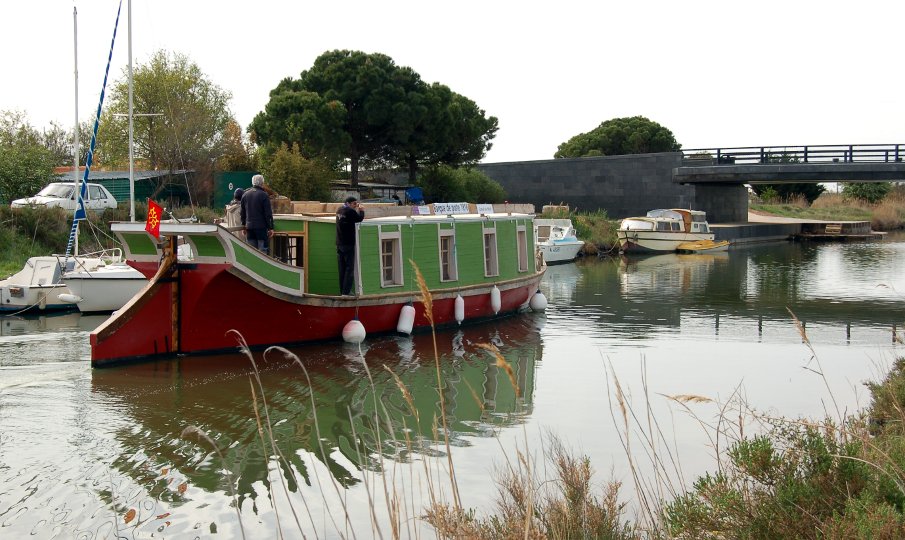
[336,196,365,295]
[241,174,274,255]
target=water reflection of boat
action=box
[618,252,727,296]
[0,311,108,336]
[540,260,582,304]
[89,318,542,498]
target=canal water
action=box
[1,234,903,538]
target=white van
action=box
[11,182,118,212]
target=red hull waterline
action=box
[90,261,544,367]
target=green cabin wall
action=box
[306,220,341,295]
[296,217,535,296]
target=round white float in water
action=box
[342,319,366,343]
[490,285,501,314]
[396,304,416,335]
[529,290,548,311]
[454,295,465,324]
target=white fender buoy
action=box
[529,289,548,311]
[342,319,366,343]
[454,294,465,324]
[396,303,416,335]
[58,293,83,304]
[490,285,501,315]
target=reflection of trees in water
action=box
[90,318,541,502]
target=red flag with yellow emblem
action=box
[145,199,162,239]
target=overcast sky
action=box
[2,0,902,164]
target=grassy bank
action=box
[0,204,221,277]
[751,190,905,231]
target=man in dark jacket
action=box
[336,195,365,295]
[240,174,274,255]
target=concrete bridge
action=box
[477,144,905,223]
[676,144,905,184]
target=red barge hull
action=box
[91,258,542,367]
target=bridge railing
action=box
[683,144,903,165]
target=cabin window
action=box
[272,235,304,267]
[483,229,499,277]
[517,225,528,272]
[380,232,403,287]
[536,225,551,242]
[671,222,681,231]
[89,185,105,200]
[439,230,458,281]
[657,222,670,231]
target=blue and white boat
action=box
[534,218,585,264]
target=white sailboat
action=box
[1,4,145,315]
[59,1,147,313]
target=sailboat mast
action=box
[73,6,80,255]
[128,0,135,222]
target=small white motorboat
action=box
[0,257,76,313]
[535,218,585,264]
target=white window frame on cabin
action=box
[438,228,458,282]
[380,230,404,287]
[483,225,499,277]
[516,224,528,272]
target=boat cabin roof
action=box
[645,209,707,220]
[279,212,534,225]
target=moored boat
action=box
[1,257,76,313]
[617,209,715,253]
[676,239,730,253]
[90,203,546,367]
[60,250,147,312]
[534,218,585,264]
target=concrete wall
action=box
[477,152,748,223]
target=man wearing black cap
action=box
[336,196,365,295]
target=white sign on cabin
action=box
[433,202,470,215]
[476,203,494,215]
[412,205,432,215]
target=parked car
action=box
[11,182,117,212]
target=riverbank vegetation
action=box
[751,183,905,231]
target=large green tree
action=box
[0,111,56,203]
[97,50,233,201]
[554,116,681,158]
[250,50,497,186]
[387,83,498,181]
